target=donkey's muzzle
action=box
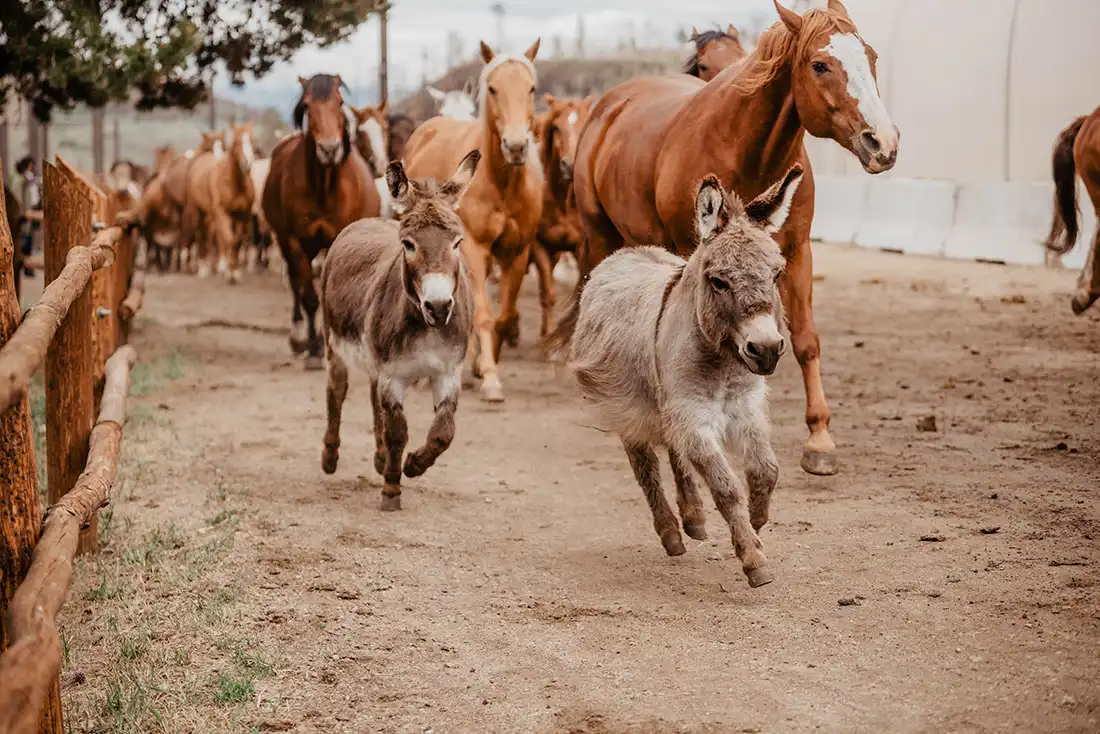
[742,338,785,376]
[422,297,454,327]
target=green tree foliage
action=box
[0,0,381,121]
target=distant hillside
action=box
[394,54,681,121]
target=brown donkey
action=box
[683,25,746,81]
[549,0,898,477]
[184,122,258,283]
[1045,105,1100,314]
[569,165,803,588]
[321,152,480,511]
[403,39,543,403]
[262,73,381,369]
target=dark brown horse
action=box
[386,113,418,163]
[262,73,381,369]
[1045,105,1100,314]
[548,0,899,476]
[683,25,746,81]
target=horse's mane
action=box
[683,28,738,76]
[733,8,857,94]
[477,54,538,123]
[293,74,342,130]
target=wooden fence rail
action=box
[0,155,144,734]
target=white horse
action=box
[427,81,477,121]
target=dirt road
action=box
[59,244,1100,733]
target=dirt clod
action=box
[916,415,937,433]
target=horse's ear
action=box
[427,86,445,102]
[298,76,308,89]
[480,41,495,64]
[386,161,409,201]
[774,1,803,33]
[744,163,803,234]
[441,150,480,208]
[334,74,347,91]
[523,38,541,62]
[543,93,555,108]
[694,175,731,242]
[690,25,699,39]
[462,78,475,96]
[582,93,597,109]
[377,98,387,114]
[726,23,740,40]
[827,0,850,16]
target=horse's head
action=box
[229,121,256,173]
[294,74,350,166]
[478,39,540,166]
[350,102,390,178]
[685,25,746,81]
[428,80,477,120]
[198,131,226,157]
[153,146,177,175]
[773,0,898,173]
[539,94,596,185]
[691,164,802,376]
[385,150,481,327]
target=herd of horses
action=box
[5,0,1095,588]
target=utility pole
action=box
[91,108,105,176]
[576,15,586,58]
[113,118,120,163]
[490,3,506,53]
[208,76,217,130]
[379,2,389,103]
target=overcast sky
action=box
[215,0,788,105]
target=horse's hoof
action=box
[1071,291,1098,315]
[801,448,839,476]
[745,566,774,588]
[380,493,401,512]
[304,355,324,371]
[660,531,687,557]
[480,383,505,403]
[288,336,308,355]
[322,450,338,474]
[461,372,478,390]
[683,521,708,541]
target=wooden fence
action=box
[0,155,146,734]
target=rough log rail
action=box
[0,346,137,734]
[0,227,119,413]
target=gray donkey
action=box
[321,151,480,511]
[568,163,803,588]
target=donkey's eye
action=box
[403,240,416,256]
[452,238,463,250]
[708,276,730,292]
[812,61,829,75]
[774,271,783,284]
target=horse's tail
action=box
[1044,116,1087,255]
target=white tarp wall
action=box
[802,0,1100,269]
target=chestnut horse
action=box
[683,25,746,81]
[549,0,899,476]
[262,73,380,369]
[185,121,258,283]
[161,131,225,271]
[1044,105,1100,315]
[403,39,543,402]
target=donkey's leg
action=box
[623,441,685,556]
[403,368,461,478]
[1071,222,1100,314]
[376,377,409,511]
[493,244,532,362]
[322,344,349,474]
[668,448,707,540]
[779,220,837,477]
[681,432,770,587]
[462,239,504,402]
[370,379,385,475]
[734,406,780,533]
[531,240,557,340]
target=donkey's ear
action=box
[386,161,409,201]
[745,163,803,234]
[480,41,495,64]
[694,175,731,242]
[524,38,541,62]
[726,23,740,40]
[442,150,481,208]
[774,1,803,33]
[427,86,445,102]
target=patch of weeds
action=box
[103,671,166,731]
[99,504,117,547]
[61,628,71,668]
[207,509,239,527]
[121,523,187,568]
[126,402,158,429]
[85,567,127,602]
[129,348,188,397]
[228,640,275,679]
[214,671,254,704]
[171,647,191,666]
[119,631,149,662]
[29,380,47,500]
[199,585,239,625]
[181,531,236,582]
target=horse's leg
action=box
[376,376,408,512]
[681,433,770,588]
[322,343,349,474]
[403,367,460,479]
[211,211,237,284]
[287,242,324,370]
[668,448,707,541]
[463,240,504,402]
[1071,219,1100,315]
[780,228,838,476]
[284,237,308,355]
[622,441,685,557]
[531,240,557,339]
[492,244,532,362]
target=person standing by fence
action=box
[15,156,39,279]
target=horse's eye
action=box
[489,86,498,97]
[529,86,535,96]
[812,61,829,75]
[403,240,416,256]
[698,64,708,73]
[708,276,730,292]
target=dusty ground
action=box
[54,244,1100,733]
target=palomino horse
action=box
[427,81,478,120]
[1045,105,1100,314]
[262,73,381,369]
[160,131,226,271]
[683,25,746,81]
[403,39,543,403]
[185,121,258,282]
[548,0,899,477]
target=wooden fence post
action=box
[43,162,97,570]
[0,158,52,729]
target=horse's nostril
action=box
[860,130,882,154]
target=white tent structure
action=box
[802,0,1100,268]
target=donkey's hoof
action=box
[321,450,338,474]
[800,448,839,476]
[745,566,774,588]
[660,531,686,557]
[288,337,308,355]
[379,493,402,512]
[304,355,324,371]
[373,452,386,476]
[480,383,505,403]
[683,521,708,541]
